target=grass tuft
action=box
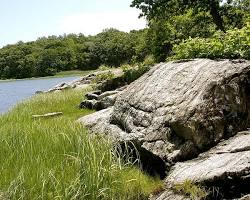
[173,179,208,200]
[0,89,162,199]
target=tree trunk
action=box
[209,0,225,32]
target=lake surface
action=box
[0,76,79,113]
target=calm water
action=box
[0,76,79,113]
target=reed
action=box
[0,89,162,199]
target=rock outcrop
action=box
[80,89,127,110]
[43,68,123,93]
[79,59,250,163]
[166,131,250,186]
[165,131,250,199]
[78,59,250,199]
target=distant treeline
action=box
[0,29,150,79]
[1,0,250,79]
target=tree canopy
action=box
[131,0,249,31]
[0,29,148,79]
[131,0,250,61]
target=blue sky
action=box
[0,0,146,47]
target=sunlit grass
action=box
[0,89,162,199]
[173,180,208,200]
[54,70,96,78]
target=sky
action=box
[0,0,146,47]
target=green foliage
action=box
[130,29,150,63]
[93,71,115,83]
[122,64,150,84]
[0,89,163,199]
[0,29,148,80]
[142,55,155,66]
[98,65,112,71]
[173,180,208,200]
[92,28,135,67]
[131,0,249,62]
[141,9,217,62]
[131,0,247,31]
[172,23,250,60]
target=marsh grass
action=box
[173,180,208,200]
[0,89,162,199]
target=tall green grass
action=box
[0,89,162,199]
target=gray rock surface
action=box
[85,93,99,100]
[160,131,250,200]
[79,100,98,110]
[238,194,250,200]
[77,108,125,138]
[79,59,250,199]
[165,131,250,186]
[44,69,123,93]
[80,90,120,110]
[97,90,119,100]
[79,59,250,165]
[98,94,117,109]
[150,190,191,200]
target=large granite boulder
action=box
[166,131,250,186]
[79,59,250,166]
[164,131,250,199]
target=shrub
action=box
[122,64,150,84]
[142,55,156,66]
[98,65,112,71]
[172,23,250,60]
[173,180,208,200]
[92,71,115,83]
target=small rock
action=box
[85,90,102,100]
[97,91,119,100]
[81,91,118,110]
[98,94,117,110]
[79,100,98,109]
[92,90,102,95]
[85,93,99,100]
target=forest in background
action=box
[0,0,249,79]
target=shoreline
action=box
[0,70,96,82]
[0,88,160,199]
